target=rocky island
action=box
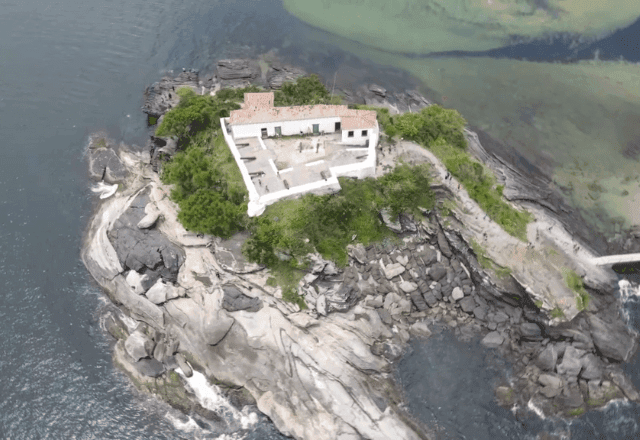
[82,57,639,440]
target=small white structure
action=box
[222,92,379,216]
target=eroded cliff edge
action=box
[82,62,640,440]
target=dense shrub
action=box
[429,137,532,240]
[274,74,342,106]
[155,88,240,140]
[215,85,263,102]
[242,163,434,267]
[393,105,468,150]
[160,129,248,238]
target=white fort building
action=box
[221,92,379,216]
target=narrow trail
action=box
[377,139,617,321]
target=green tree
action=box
[274,74,340,106]
[393,105,467,150]
[155,88,240,140]
[176,189,246,239]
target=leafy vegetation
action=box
[469,238,493,270]
[568,407,585,416]
[355,102,533,241]
[563,268,591,312]
[274,74,342,107]
[534,300,543,309]
[215,85,262,102]
[551,307,565,319]
[160,129,249,238]
[155,87,241,142]
[242,162,434,270]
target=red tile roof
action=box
[229,92,376,129]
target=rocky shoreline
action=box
[83,58,639,440]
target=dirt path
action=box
[376,139,617,321]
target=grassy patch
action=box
[470,238,493,270]
[551,307,565,319]
[428,137,532,241]
[563,268,591,311]
[494,266,512,280]
[358,103,532,241]
[534,300,544,309]
[568,407,585,416]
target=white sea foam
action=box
[526,398,546,420]
[176,368,259,430]
[91,181,118,199]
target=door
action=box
[313,124,319,134]
[261,128,268,138]
[275,126,282,136]
[335,121,341,131]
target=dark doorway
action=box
[261,128,268,138]
[335,121,341,131]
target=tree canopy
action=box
[155,87,240,140]
[274,74,342,106]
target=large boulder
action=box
[538,374,563,398]
[108,188,186,284]
[266,63,306,89]
[429,263,447,282]
[383,263,405,280]
[142,71,199,117]
[88,147,128,183]
[145,279,184,305]
[134,358,166,378]
[222,284,263,313]
[124,329,156,362]
[535,345,558,371]
[580,353,603,381]
[202,310,235,346]
[588,315,637,362]
[380,209,402,233]
[481,331,504,348]
[556,346,584,380]
[215,59,261,87]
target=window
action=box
[261,128,268,138]
[275,126,282,136]
[313,124,319,134]
[361,130,368,137]
[335,122,341,131]
[348,131,354,138]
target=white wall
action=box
[341,127,371,144]
[332,122,379,179]
[231,117,341,139]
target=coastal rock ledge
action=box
[82,151,428,440]
[85,64,639,439]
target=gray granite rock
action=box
[429,263,447,282]
[588,314,637,362]
[410,290,428,311]
[538,374,562,398]
[134,358,166,378]
[481,331,504,348]
[175,353,193,378]
[215,59,261,86]
[125,329,155,362]
[520,322,542,339]
[380,209,402,233]
[88,147,129,183]
[459,297,476,313]
[535,345,558,371]
[557,346,584,380]
[142,71,199,117]
[473,306,487,321]
[266,63,306,89]
[451,287,464,301]
[202,311,234,346]
[222,284,263,313]
[579,354,603,381]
